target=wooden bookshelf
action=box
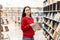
[0,5,4,40]
[43,0,60,40]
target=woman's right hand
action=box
[30,23,36,27]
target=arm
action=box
[21,19,30,31]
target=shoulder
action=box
[21,17,26,21]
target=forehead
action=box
[25,7,31,10]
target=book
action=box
[54,23,57,30]
[49,21,53,28]
[47,13,50,18]
[56,23,60,33]
[0,26,3,32]
[50,12,53,19]
[50,0,54,4]
[47,35,50,40]
[5,26,9,32]
[47,0,50,4]
[54,31,60,40]
[45,26,49,30]
[32,23,41,31]
[54,13,60,21]
[46,20,50,24]
[56,33,60,40]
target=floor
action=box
[2,22,47,40]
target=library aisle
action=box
[0,0,60,40]
[6,23,47,40]
[34,29,47,40]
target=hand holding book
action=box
[30,23,41,31]
[30,23,36,27]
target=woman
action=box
[21,6,35,40]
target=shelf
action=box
[57,31,60,34]
[43,10,60,12]
[44,22,55,31]
[43,1,60,12]
[43,16,60,23]
[44,10,57,12]
[42,26,54,39]
[43,2,57,7]
[43,0,60,40]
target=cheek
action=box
[25,11,28,14]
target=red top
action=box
[21,16,35,38]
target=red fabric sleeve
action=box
[21,18,30,31]
[32,18,34,23]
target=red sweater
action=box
[21,16,35,38]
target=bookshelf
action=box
[0,7,22,40]
[43,0,60,40]
[0,5,3,40]
[2,7,22,24]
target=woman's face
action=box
[25,7,31,16]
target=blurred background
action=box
[0,0,60,40]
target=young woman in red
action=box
[21,6,35,40]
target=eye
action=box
[25,8,30,11]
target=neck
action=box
[26,15,30,18]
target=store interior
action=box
[0,0,60,40]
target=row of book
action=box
[43,12,60,22]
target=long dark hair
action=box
[22,6,31,18]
